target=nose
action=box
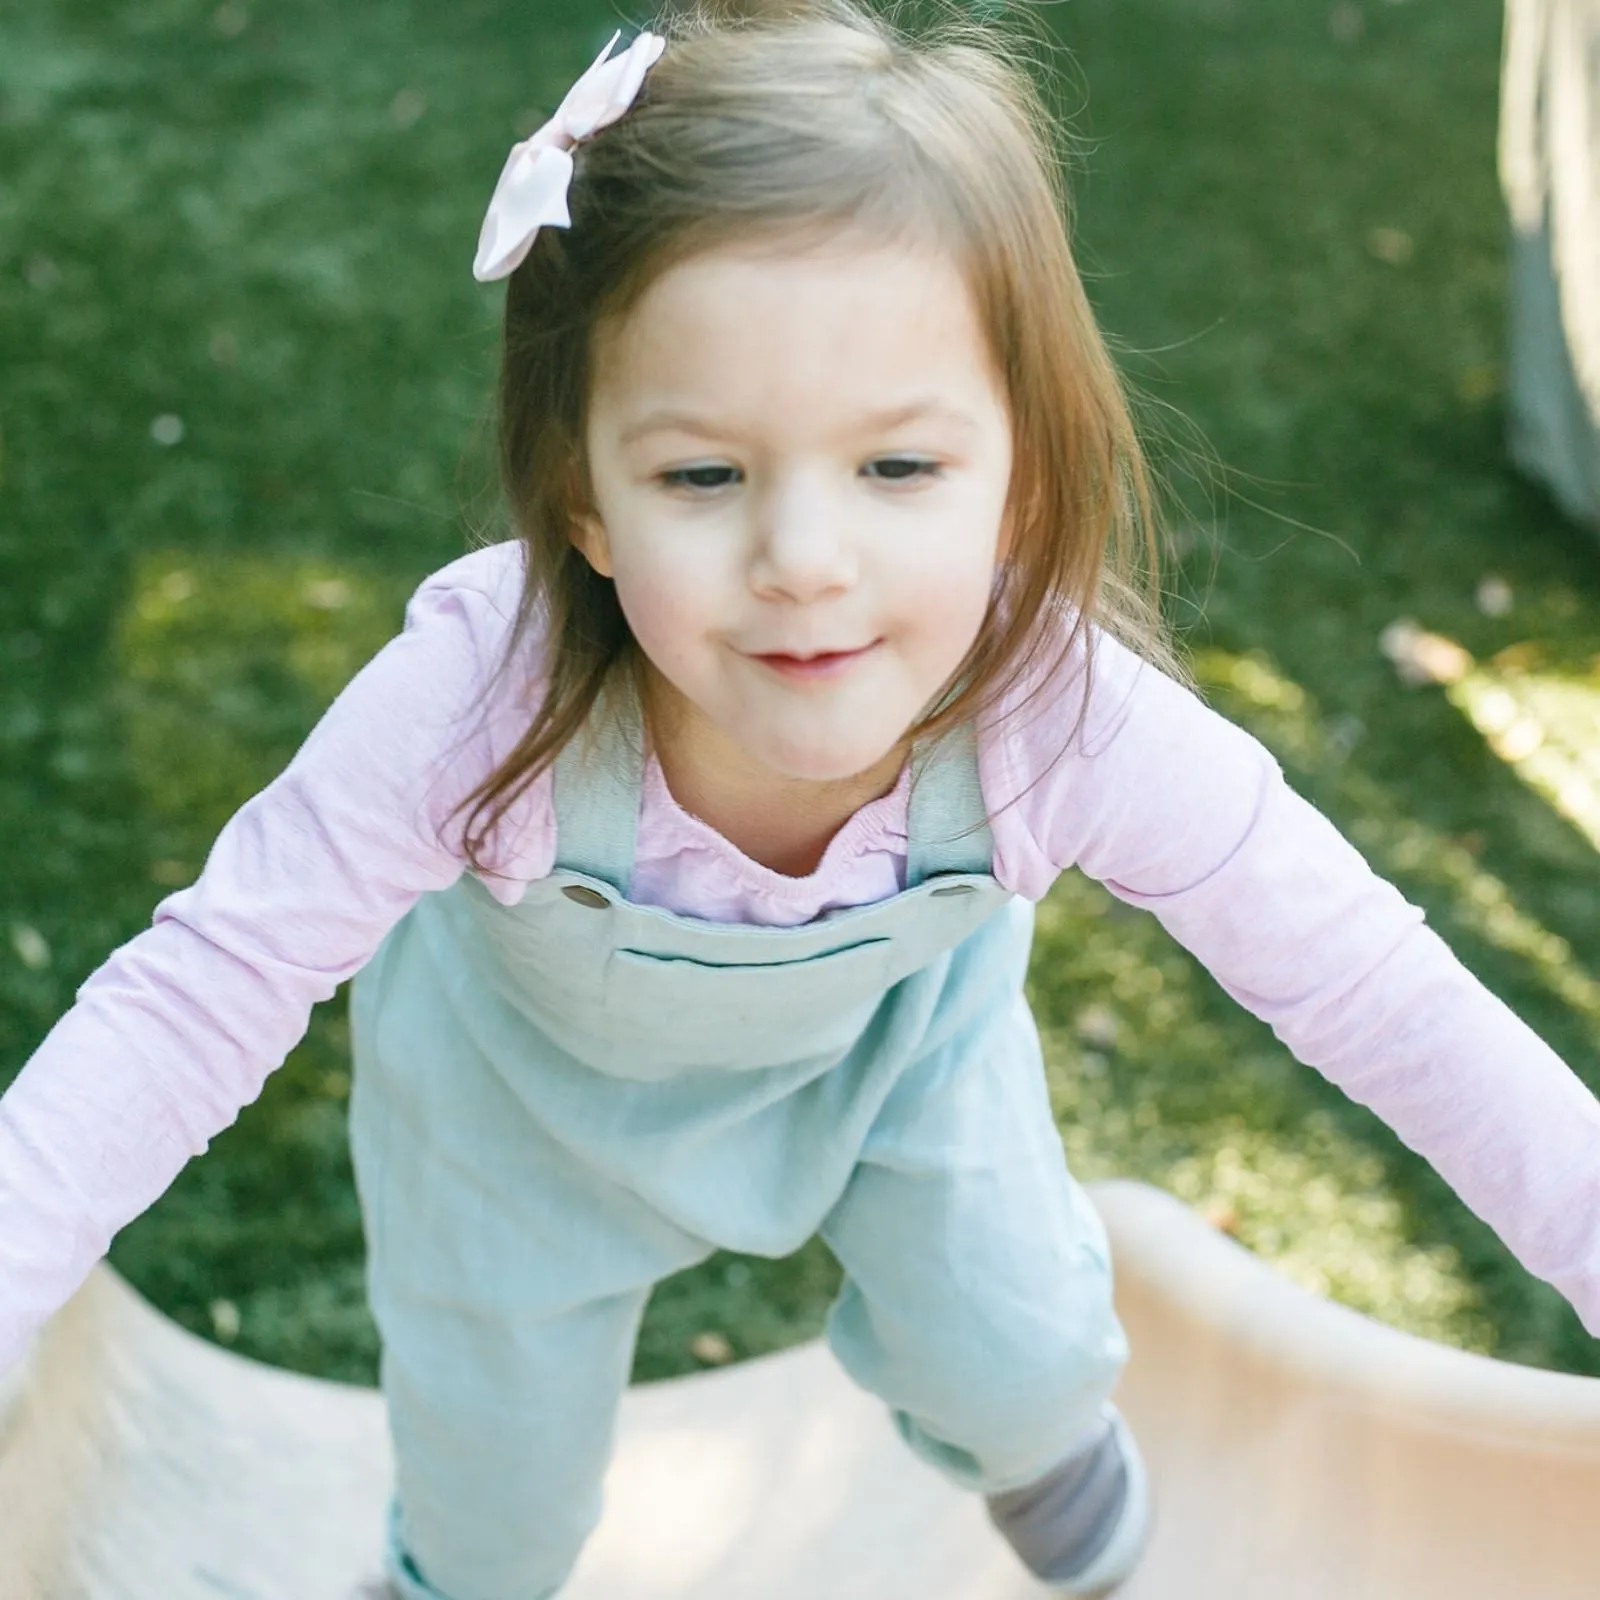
[747,475,857,602]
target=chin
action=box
[757,732,907,786]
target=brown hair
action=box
[453,0,1178,873]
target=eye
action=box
[659,464,741,493]
[863,457,943,484]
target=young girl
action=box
[4,2,1600,1597]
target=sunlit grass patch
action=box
[1028,864,1501,1359]
[1167,1135,1490,1345]
[113,550,412,863]
[96,551,411,1381]
[1199,648,1600,1029]
[1450,647,1600,853]
[1024,641,1600,1370]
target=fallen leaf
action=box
[1329,3,1365,43]
[1074,1004,1120,1051]
[1366,225,1413,265]
[25,254,61,291]
[1378,620,1472,686]
[212,2,250,37]
[691,1331,734,1365]
[210,1299,242,1341]
[10,924,50,971]
[1475,575,1513,617]
[391,88,428,128]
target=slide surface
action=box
[4,1181,1599,1599]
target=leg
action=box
[818,984,1128,1496]
[359,1124,715,1600]
[817,982,1149,1592]
[375,1275,654,1600]
[351,946,716,1600]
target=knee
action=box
[831,1258,1127,1450]
[947,1284,1128,1443]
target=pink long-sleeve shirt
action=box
[4,541,1600,1375]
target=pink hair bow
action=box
[473,29,666,283]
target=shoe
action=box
[986,1405,1152,1597]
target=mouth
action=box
[750,641,880,680]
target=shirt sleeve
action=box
[984,625,1600,1337]
[0,547,553,1376]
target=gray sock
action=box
[984,1411,1129,1586]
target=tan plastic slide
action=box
[3,1179,1599,1599]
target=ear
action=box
[570,513,614,579]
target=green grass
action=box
[3,0,1598,1388]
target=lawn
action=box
[3,0,1599,1386]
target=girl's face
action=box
[578,234,1013,792]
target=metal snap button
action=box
[560,885,611,908]
[929,883,976,897]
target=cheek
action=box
[607,539,720,667]
[886,520,1003,643]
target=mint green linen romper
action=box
[347,689,1128,1600]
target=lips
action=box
[759,649,859,662]
[750,640,880,678]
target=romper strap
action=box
[551,679,644,897]
[905,721,995,886]
[552,677,993,896]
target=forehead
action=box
[589,235,1004,425]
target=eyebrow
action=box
[618,398,980,447]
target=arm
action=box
[0,549,551,1375]
[990,628,1600,1335]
